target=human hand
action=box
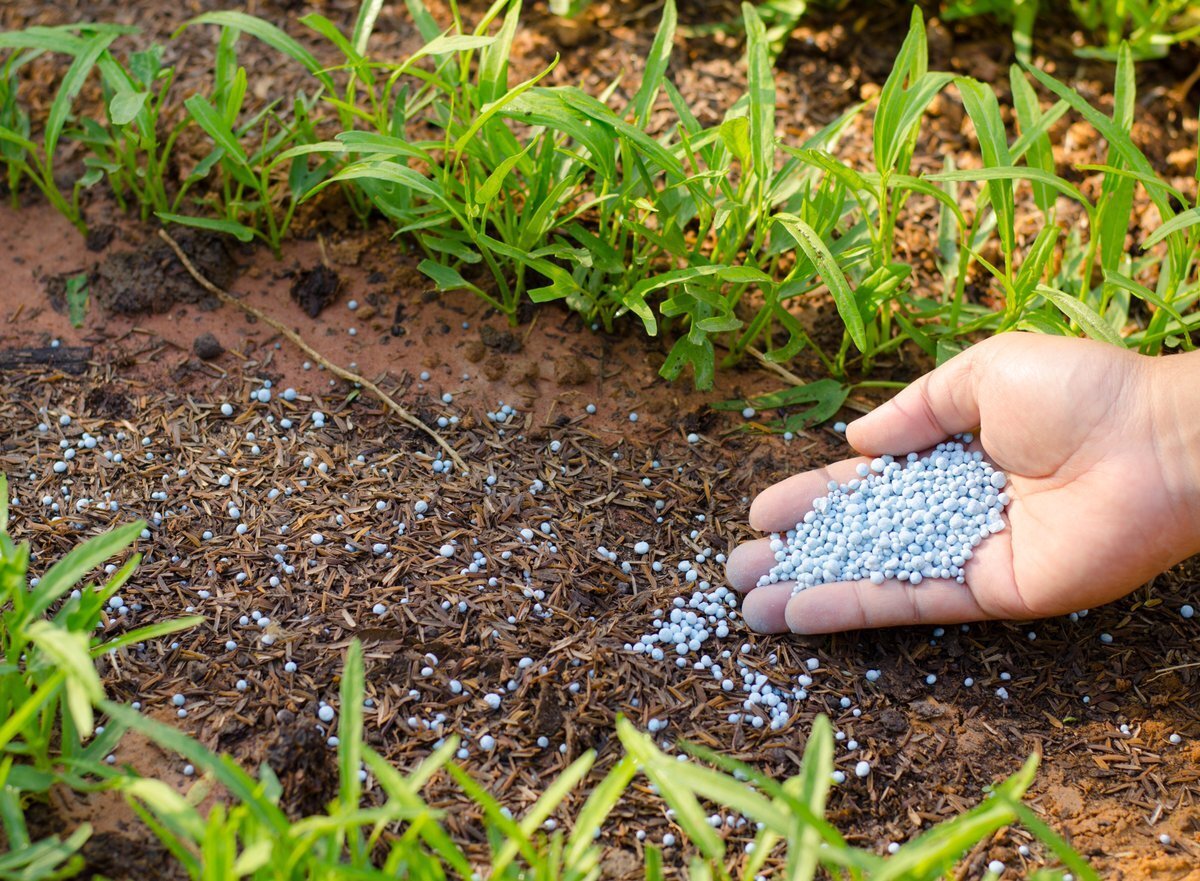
[726,333,1200,634]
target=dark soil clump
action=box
[290,265,341,318]
[480,324,522,353]
[93,230,235,316]
[84,385,133,420]
[192,332,224,360]
[81,831,180,881]
[267,723,340,820]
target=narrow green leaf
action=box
[351,0,385,55]
[184,12,333,90]
[1141,206,1200,249]
[1037,285,1124,346]
[776,214,867,352]
[630,0,676,127]
[956,77,1015,263]
[743,1,776,196]
[156,212,256,242]
[64,273,88,328]
[46,33,117,157]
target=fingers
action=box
[847,343,987,457]
[778,578,991,635]
[740,583,796,633]
[748,458,871,532]
[726,539,776,592]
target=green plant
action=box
[943,0,1200,62]
[0,26,138,232]
[107,639,635,880]
[110,639,1096,879]
[158,21,342,256]
[71,42,189,221]
[0,474,200,877]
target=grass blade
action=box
[776,214,867,353]
[1037,284,1124,345]
[630,0,676,128]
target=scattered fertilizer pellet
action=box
[1181,605,1194,619]
[987,860,1005,875]
[318,705,335,723]
[854,760,871,777]
[758,441,1008,593]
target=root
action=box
[159,229,468,473]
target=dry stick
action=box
[747,347,872,416]
[158,229,468,473]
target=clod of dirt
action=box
[532,683,564,737]
[84,385,133,420]
[85,225,115,252]
[480,324,522,353]
[267,723,339,819]
[192,332,224,360]
[81,831,179,880]
[554,354,592,386]
[290,265,341,318]
[93,230,235,315]
[463,340,487,363]
[483,354,506,381]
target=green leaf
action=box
[64,273,88,328]
[1037,285,1124,346]
[156,212,255,243]
[454,60,557,154]
[630,0,676,127]
[108,88,148,126]
[928,166,1091,210]
[1141,206,1200,250]
[351,0,385,55]
[776,214,867,352]
[182,93,249,168]
[338,640,365,825]
[616,717,725,859]
[27,521,143,621]
[479,0,520,106]
[26,621,102,737]
[184,12,334,90]
[475,141,534,205]
[1010,66,1055,216]
[46,33,117,158]
[955,77,1015,263]
[101,701,290,834]
[874,7,927,172]
[743,2,776,193]
[418,259,482,295]
[793,714,835,880]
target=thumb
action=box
[847,344,986,456]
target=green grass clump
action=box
[110,639,1098,881]
[944,0,1200,63]
[2,0,1199,395]
[0,475,199,878]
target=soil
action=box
[1,1,1199,879]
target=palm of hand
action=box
[727,335,1194,634]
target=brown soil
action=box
[2,1,1200,879]
[5,199,1200,878]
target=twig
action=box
[159,229,468,473]
[747,347,873,415]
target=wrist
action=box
[1150,350,1200,548]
